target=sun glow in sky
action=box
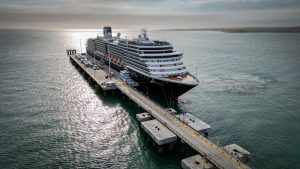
[0,0,299,29]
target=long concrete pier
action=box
[68,52,251,169]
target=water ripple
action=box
[200,73,272,94]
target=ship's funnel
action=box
[103,26,112,38]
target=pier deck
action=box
[68,53,250,169]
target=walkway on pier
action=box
[68,54,250,169]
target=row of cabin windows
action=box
[93,42,180,60]
[119,43,172,50]
[125,48,139,53]
[150,67,186,72]
[123,53,140,61]
[123,55,145,65]
[158,72,185,77]
[138,47,172,50]
[124,49,138,54]
[149,58,180,63]
[124,59,148,71]
[125,62,147,72]
[95,44,105,48]
[128,67,185,78]
[119,43,139,50]
[141,55,181,59]
[108,45,122,50]
[108,50,123,56]
[94,42,107,45]
[128,65,150,75]
[140,50,173,54]
[151,63,183,67]
[96,42,173,54]
[118,43,139,49]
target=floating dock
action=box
[67,50,251,169]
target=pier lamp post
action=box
[109,53,111,77]
[80,39,82,54]
[93,51,96,77]
[136,82,149,98]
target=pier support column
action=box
[168,142,176,151]
[152,140,157,147]
[158,146,164,154]
[147,135,151,143]
[181,143,187,154]
[129,99,132,106]
[137,104,142,112]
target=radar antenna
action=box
[141,28,148,39]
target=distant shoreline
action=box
[159,26,300,33]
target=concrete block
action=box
[224,144,250,163]
[176,113,211,133]
[136,112,151,122]
[141,119,177,145]
[181,155,214,169]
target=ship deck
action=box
[163,73,199,85]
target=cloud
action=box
[0,0,299,29]
[195,0,300,11]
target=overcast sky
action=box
[0,0,299,29]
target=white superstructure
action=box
[86,27,198,86]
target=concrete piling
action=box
[158,146,164,154]
[168,142,176,151]
[152,140,157,147]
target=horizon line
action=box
[1,25,300,32]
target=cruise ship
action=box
[86,26,199,101]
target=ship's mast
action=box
[80,38,82,54]
[109,53,111,75]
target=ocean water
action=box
[0,29,299,169]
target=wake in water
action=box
[199,73,271,94]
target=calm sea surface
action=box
[0,29,299,169]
